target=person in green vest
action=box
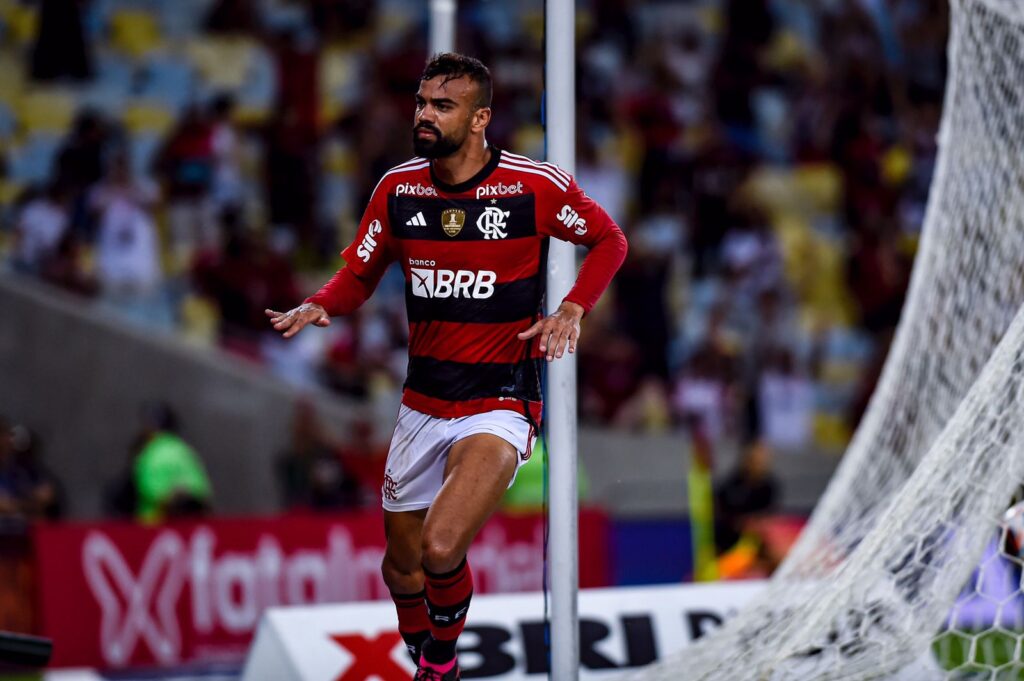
[133,402,212,523]
[502,437,589,512]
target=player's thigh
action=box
[384,508,428,573]
[423,434,518,556]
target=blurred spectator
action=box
[205,0,261,33]
[624,55,685,208]
[277,400,360,511]
[265,28,320,245]
[719,205,784,299]
[337,418,389,507]
[0,418,62,520]
[155,105,216,262]
[756,347,816,452]
[39,231,98,296]
[91,153,163,300]
[846,224,911,334]
[192,214,300,358]
[672,308,740,444]
[579,305,644,424]
[55,112,109,196]
[714,438,779,558]
[688,130,753,278]
[132,403,213,523]
[55,110,113,236]
[10,183,70,274]
[209,94,244,217]
[616,209,681,382]
[8,424,63,520]
[29,0,92,82]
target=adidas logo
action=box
[406,212,426,227]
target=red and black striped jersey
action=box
[307,147,627,422]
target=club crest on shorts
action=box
[441,208,466,237]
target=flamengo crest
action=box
[477,206,510,240]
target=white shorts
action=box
[381,405,535,512]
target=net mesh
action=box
[630,0,1024,677]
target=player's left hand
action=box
[517,301,584,361]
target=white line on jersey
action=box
[372,159,430,196]
[406,211,427,227]
[498,161,568,192]
[501,151,572,184]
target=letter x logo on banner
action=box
[82,531,188,666]
[330,632,408,681]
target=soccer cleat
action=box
[413,654,460,681]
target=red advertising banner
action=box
[33,510,609,669]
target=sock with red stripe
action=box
[423,558,473,664]
[390,589,430,663]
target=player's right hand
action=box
[265,303,331,338]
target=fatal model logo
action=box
[83,531,187,666]
[395,182,437,197]
[441,208,466,237]
[410,267,497,299]
[356,219,383,262]
[79,526,391,667]
[475,181,524,200]
[477,206,511,240]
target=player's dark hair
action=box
[421,53,492,109]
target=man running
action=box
[267,53,627,680]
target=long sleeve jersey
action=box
[307,147,628,423]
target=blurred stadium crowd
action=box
[0,0,947,512]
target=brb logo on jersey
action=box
[410,268,497,299]
[356,219,383,262]
[477,206,510,240]
[557,204,587,236]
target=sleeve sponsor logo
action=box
[395,183,437,197]
[410,267,497,299]
[355,219,383,262]
[475,180,524,200]
[476,206,511,240]
[556,204,587,236]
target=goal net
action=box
[632,0,1024,678]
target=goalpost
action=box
[544,1,580,680]
[630,0,1024,678]
[431,2,581,679]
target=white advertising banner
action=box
[242,581,767,680]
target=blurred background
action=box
[0,0,947,676]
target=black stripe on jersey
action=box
[389,194,537,241]
[405,356,543,402]
[405,275,541,324]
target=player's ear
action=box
[472,106,491,133]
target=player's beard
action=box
[413,123,464,159]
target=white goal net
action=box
[632,0,1024,678]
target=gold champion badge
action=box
[441,208,466,237]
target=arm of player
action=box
[267,187,395,338]
[519,177,629,360]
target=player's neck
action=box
[431,140,492,187]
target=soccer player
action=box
[266,53,627,680]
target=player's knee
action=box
[420,536,463,574]
[381,552,421,590]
